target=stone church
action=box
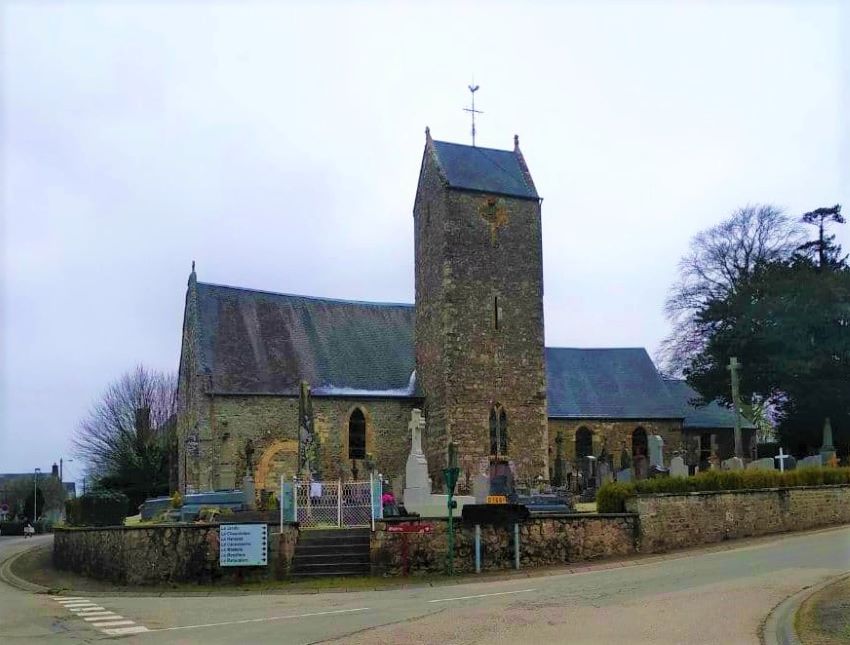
[176,130,751,495]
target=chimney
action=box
[51,463,59,478]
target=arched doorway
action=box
[255,439,299,492]
[632,427,649,480]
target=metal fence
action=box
[280,476,381,529]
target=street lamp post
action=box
[33,468,41,526]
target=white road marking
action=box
[427,588,537,603]
[102,626,150,636]
[83,613,122,621]
[145,607,371,633]
[52,597,86,601]
[52,597,149,636]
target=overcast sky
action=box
[2,1,848,485]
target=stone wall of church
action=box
[414,142,548,489]
[187,394,419,492]
[547,419,684,471]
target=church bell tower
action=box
[413,128,548,488]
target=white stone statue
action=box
[404,409,430,503]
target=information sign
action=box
[219,523,268,567]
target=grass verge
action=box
[795,575,850,645]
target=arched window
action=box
[348,409,366,459]
[575,427,593,460]
[489,404,508,457]
[632,427,648,458]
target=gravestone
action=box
[617,468,632,483]
[669,455,688,478]
[403,409,430,506]
[798,455,822,469]
[820,418,837,465]
[472,472,490,504]
[648,435,665,469]
[721,457,744,471]
[489,460,517,501]
[597,460,613,486]
[747,458,775,471]
[242,474,256,511]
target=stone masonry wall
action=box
[414,137,548,489]
[548,419,683,471]
[54,523,299,585]
[370,515,636,576]
[626,485,850,553]
[204,395,418,492]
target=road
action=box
[1,526,849,644]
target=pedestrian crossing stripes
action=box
[51,597,150,636]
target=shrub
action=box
[596,467,850,509]
[170,490,183,509]
[596,482,635,513]
[65,490,129,527]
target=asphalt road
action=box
[1,526,849,644]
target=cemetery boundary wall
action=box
[370,514,637,576]
[626,484,850,553]
[53,523,299,585]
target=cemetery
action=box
[51,406,850,585]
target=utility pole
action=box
[33,467,41,523]
[727,357,744,458]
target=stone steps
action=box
[290,528,371,577]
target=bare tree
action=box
[74,365,177,507]
[658,205,803,374]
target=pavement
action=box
[1,526,849,644]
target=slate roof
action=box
[194,283,419,396]
[431,140,539,200]
[664,379,756,430]
[190,283,755,427]
[545,347,682,419]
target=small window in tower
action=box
[494,296,500,330]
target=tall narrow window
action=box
[494,296,500,330]
[348,409,366,459]
[575,427,593,461]
[489,404,508,457]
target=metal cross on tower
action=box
[463,82,482,146]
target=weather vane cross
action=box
[463,81,482,146]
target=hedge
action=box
[65,490,129,527]
[596,467,850,513]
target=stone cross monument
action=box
[404,409,430,505]
[727,356,744,458]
